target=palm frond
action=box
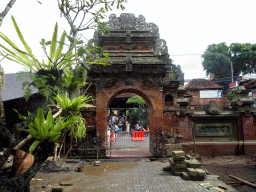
[11,16,33,55]
[48,23,58,65]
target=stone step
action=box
[187,168,197,176]
[181,172,191,180]
[170,161,186,169]
[195,168,206,177]
[172,151,186,158]
[170,166,187,173]
[163,165,172,171]
[185,159,201,168]
[185,154,193,160]
[169,157,186,165]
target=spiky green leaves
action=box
[28,108,72,154]
[54,94,92,115]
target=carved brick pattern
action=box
[121,44,136,50]
[198,126,230,134]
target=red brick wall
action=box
[190,90,229,106]
[163,114,193,142]
[189,143,256,156]
[241,113,256,140]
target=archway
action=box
[106,90,151,157]
[95,85,163,157]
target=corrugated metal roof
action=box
[2,73,38,101]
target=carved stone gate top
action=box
[88,13,179,92]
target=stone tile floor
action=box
[30,133,238,192]
[31,159,238,192]
[107,132,152,158]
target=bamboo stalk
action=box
[13,134,33,151]
[57,132,67,160]
[229,174,256,188]
[60,147,72,167]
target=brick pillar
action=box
[242,113,256,140]
[95,92,107,142]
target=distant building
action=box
[185,78,229,107]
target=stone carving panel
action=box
[94,79,117,92]
[106,13,159,35]
[142,78,164,91]
[104,44,150,51]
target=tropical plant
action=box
[54,94,91,141]
[61,66,87,99]
[54,94,91,115]
[27,108,72,154]
[0,17,78,72]
[129,107,143,130]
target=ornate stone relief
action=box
[106,13,159,35]
[104,44,149,51]
[120,78,138,86]
[154,39,168,56]
[121,44,136,50]
[205,100,222,115]
[125,56,132,71]
[94,79,117,92]
[126,31,131,43]
[142,78,164,91]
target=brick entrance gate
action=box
[78,13,256,157]
[82,13,182,157]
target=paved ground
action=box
[107,132,152,158]
[111,132,150,150]
[31,158,238,192]
[30,133,238,192]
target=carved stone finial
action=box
[205,100,222,115]
[155,39,168,56]
[125,56,132,71]
[126,31,131,43]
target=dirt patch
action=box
[30,160,138,192]
[80,162,138,175]
[200,155,256,192]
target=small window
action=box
[165,94,173,106]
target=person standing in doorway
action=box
[126,120,130,135]
[114,123,119,142]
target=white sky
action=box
[1,0,256,80]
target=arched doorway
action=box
[106,90,151,157]
[95,86,163,157]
